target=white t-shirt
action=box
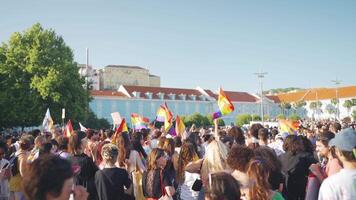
[318,168,356,200]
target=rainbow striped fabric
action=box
[213,88,234,119]
[131,113,149,130]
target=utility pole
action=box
[331,79,342,120]
[254,71,267,125]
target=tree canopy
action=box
[0,23,90,128]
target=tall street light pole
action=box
[331,79,341,120]
[254,72,267,125]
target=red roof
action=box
[266,95,281,103]
[90,90,126,97]
[224,91,259,102]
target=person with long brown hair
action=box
[177,142,200,200]
[142,148,175,200]
[205,172,241,200]
[116,132,131,169]
[246,158,284,200]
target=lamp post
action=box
[254,71,267,125]
[331,79,341,120]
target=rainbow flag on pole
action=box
[156,103,173,132]
[112,118,128,144]
[175,115,186,136]
[131,113,149,130]
[213,88,234,119]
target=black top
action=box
[269,169,285,191]
[71,153,99,200]
[142,169,173,198]
[95,168,131,200]
[279,152,317,200]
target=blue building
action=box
[90,85,283,126]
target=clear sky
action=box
[1,0,355,93]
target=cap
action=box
[329,128,356,151]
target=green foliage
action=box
[309,101,322,110]
[331,98,339,106]
[264,87,303,95]
[236,114,252,127]
[293,101,307,109]
[352,110,356,121]
[183,113,211,128]
[263,115,270,121]
[206,115,225,126]
[325,104,337,115]
[84,110,111,130]
[0,23,90,128]
[276,114,286,120]
[289,114,301,121]
[251,114,261,121]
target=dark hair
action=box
[23,155,73,200]
[117,132,131,167]
[39,143,53,156]
[258,128,269,142]
[228,126,245,145]
[270,129,279,140]
[249,123,264,138]
[283,135,302,155]
[30,129,41,138]
[205,172,241,200]
[131,132,147,158]
[254,146,281,172]
[299,135,314,154]
[174,136,182,148]
[316,131,335,147]
[104,129,114,139]
[227,145,255,172]
[331,122,341,133]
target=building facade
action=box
[89,85,283,126]
[275,86,356,119]
[99,65,160,89]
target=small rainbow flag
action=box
[279,119,300,134]
[156,106,166,122]
[213,88,234,119]
[112,118,128,144]
[131,113,149,130]
[175,115,186,136]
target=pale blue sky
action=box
[1,0,355,93]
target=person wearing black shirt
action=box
[95,143,131,200]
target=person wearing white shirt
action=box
[318,128,356,200]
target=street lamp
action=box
[331,79,341,120]
[254,71,267,125]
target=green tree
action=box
[251,114,261,121]
[289,114,301,121]
[331,98,339,106]
[206,115,225,126]
[85,110,111,129]
[280,102,292,116]
[276,114,286,120]
[0,23,90,128]
[235,114,252,127]
[352,110,356,121]
[309,101,322,118]
[293,101,306,114]
[343,100,354,116]
[325,104,336,117]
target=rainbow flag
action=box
[112,118,128,144]
[175,115,186,136]
[213,88,234,119]
[64,120,74,138]
[131,113,149,130]
[156,106,166,122]
[279,119,300,134]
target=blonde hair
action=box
[101,143,119,164]
[201,140,229,183]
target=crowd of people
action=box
[0,119,355,200]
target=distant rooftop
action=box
[105,65,147,70]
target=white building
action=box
[275,86,356,120]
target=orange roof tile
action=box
[276,86,356,103]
